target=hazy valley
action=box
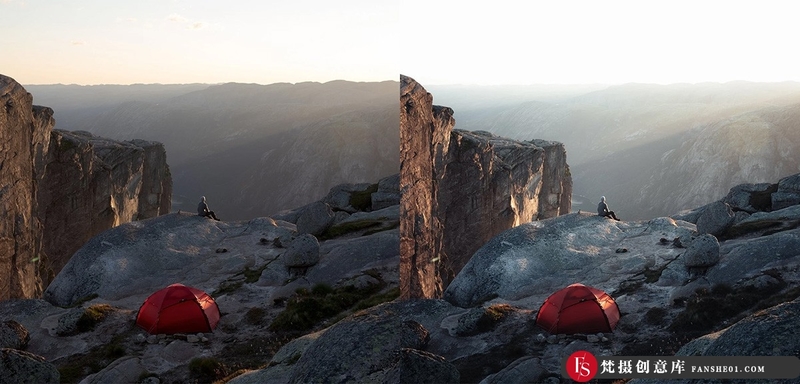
[428,81,800,219]
[28,81,800,221]
[29,81,399,220]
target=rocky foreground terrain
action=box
[2,172,800,383]
[0,174,402,384]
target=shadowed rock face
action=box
[399,75,450,299]
[1,75,51,300]
[439,131,572,285]
[0,75,172,299]
[399,75,572,298]
[38,130,172,284]
[680,296,800,357]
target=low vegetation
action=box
[320,218,400,240]
[644,307,668,326]
[76,304,114,333]
[245,307,266,326]
[217,334,294,375]
[269,278,399,333]
[56,334,127,383]
[479,304,515,328]
[212,261,277,296]
[669,279,787,334]
[319,219,382,240]
[189,357,228,382]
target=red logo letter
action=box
[566,350,598,382]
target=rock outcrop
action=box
[2,175,402,383]
[399,75,572,298]
[0,348,60,384]
[43,214,292,307]
[399,75,452,299]
[0,76,49,300]
[281,233,320,268]
[38,130,172,284]
[0,74,172,299]
[0,320,29,350]
[677,295,800,357]
[43,172,402,308]
[287,308,431,383]
[674,173,800,239]
[439,131,572,284]
[443,214,696,308]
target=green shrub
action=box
[243,266,266,283]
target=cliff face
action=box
[399,75,451,299]
[37,131,172,282]
[399,75,572,298]
[0,76,48,299]
[438,131,572,284]
[0,75,172,299]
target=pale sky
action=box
[402,0,800,85]
[0,0,398,85]
[2,1,799,86]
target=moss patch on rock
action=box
[319,219,383,240]
[76,304,114,333]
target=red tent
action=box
[535,283,620,334]
[136,283,220,334]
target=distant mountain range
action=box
[29,80,800,221]
[28,81,399,220]
[427,82,800,219]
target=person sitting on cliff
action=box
[597,196,620,221]
[198,196,220,221]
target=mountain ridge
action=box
[29,80,400,220]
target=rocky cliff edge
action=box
[399,75,572,299]
[0,74,172,300]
